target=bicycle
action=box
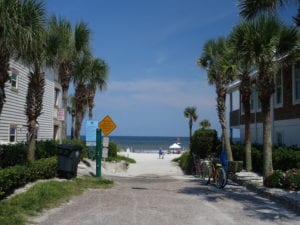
[207,158,227,189]
[192,153,210,184]
[191,153,201,177]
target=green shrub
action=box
[0,157,57,200]
[108,142,118,158]
[36,140,58,159]
[62,139,88,159]
[251,146,263,174]
[264,170,285,188]
[273,147,300,171]
[283,168,300,191]
[190,129,219,158]
[177,151,193,174]
[231,143,244,161]
[0,144,28,168]
[264,169,300,191]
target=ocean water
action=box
[109,136,189,153]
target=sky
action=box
[45,0,297,137]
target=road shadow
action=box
[178,179,299,222]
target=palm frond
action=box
[238,0,286,20]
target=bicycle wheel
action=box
[215,167,227,189]
[200,162,211,185]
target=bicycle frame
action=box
[205,158,227,189]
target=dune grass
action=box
[106,155,136,163]
[0,176,113,225]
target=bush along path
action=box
[0,176,113,225]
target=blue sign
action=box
[86,120,98,142]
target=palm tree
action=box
[73,55,108,139]
[229,23,256,172]
[73,54,90,140]
[184,107,198,146]
[0,0,45,116]
[87,58,108,120]
[235,16,297,178]
[23,28,48,162]
[200,119,211,130]
[238,0,300,26]
[47,17,90,139]
[197,37,235,161]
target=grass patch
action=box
[0,176,112,225]
[172,157,181,162]
[105,155,136,164]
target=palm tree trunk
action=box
[0,55,10,115]
[61,88,68,140]
[74,110,84,140]
[71,111,75,139]
[27,121,37,162]
[242,90,252,171]
[217,92,233,161]
[262,100,273,179]
[189,119,192,147]
[26,69,45,162]
[59,63,72,140]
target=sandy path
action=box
[78,152,185,178]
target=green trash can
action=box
[57,144,82,179]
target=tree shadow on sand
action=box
[178,179,299,222]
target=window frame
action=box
[54,88,60,107]
[274,68,283,108]
[9,125,17,143]
[9,69,19,90]
[293,63,300,105]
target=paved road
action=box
[31,175,300,225]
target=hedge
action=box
[0,157,57,200]
[231,144,300,174]
[264,169,300,191]
[0,139,87,169]
[0,144,28,168]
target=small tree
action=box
[200,119,211,130]
[191,129,219,159]
[184,106,198,146]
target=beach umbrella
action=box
[169,143,181,149]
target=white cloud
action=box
[97,78,215,109]
[90,78,221,136]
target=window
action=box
[10,71,18,89]
[250,92,255,112]
[53,125,59,139]
[54,88,60,107]
[9,125,17,142]
[294,63,300,104]
[276,132,284,146]
[275,69,283,106]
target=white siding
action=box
[0,60,28,143]
[239,119,300,147]
[273,118,300,147]
[0,60,57,143]
[37,77,54,140]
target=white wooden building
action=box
[0,60,62,144]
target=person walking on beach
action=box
[158,148,163,159]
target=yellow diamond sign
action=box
[98,115,116,136]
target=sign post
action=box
[86,120,98,158]
[96,129,102,177]
[96,115,117,177]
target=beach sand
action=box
[78,152,184,178]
